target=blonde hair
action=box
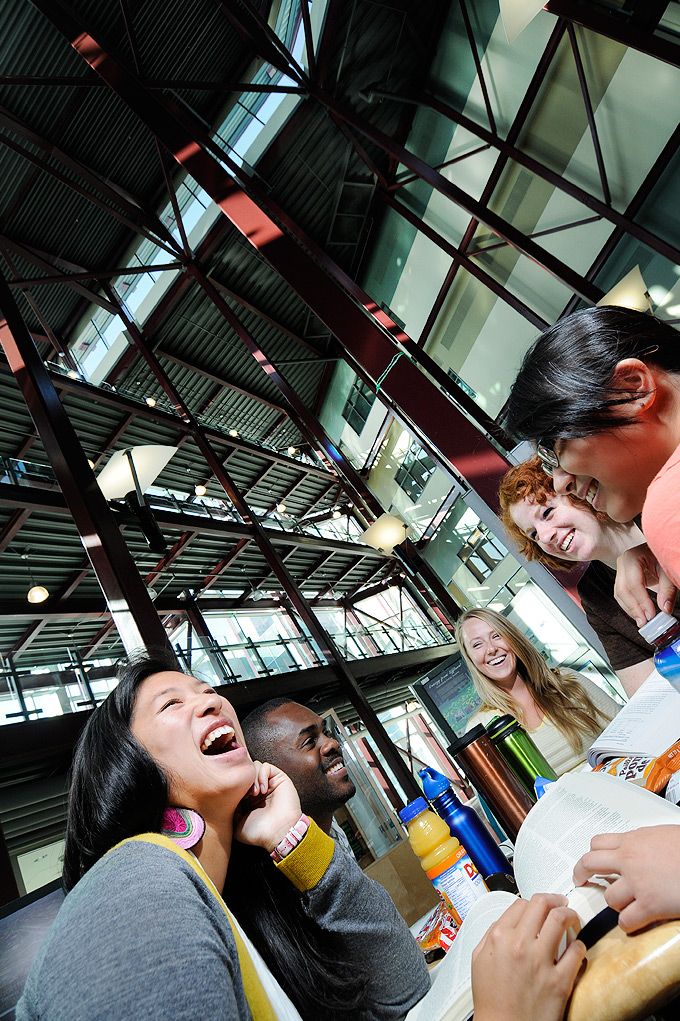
[454,607,611,753]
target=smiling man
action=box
[241,698,357,848]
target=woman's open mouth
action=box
[487,654,507,667]
[200,724,239,756]
[559,529,575,553]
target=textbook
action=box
[587,670,680,767]
[405,771,680,1021]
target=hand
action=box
[234,761,302,853]
[614,544,676,627]
[472,894,585,1021]
[573,826,680,932]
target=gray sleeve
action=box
[300,845,431,1020]
[17,843,249,1021]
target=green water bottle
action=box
[485,715,557,799]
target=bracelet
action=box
[270,814,311,862]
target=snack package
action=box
[594,739,680,800]
[415,899,459,956]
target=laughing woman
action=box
[457,608,619,775]
[17,651,429,1021]
[498,457,656,695]
[504,305,680,601]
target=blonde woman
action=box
[456,608,619,775]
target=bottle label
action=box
[655,638,680,684]
[427,845,487,924]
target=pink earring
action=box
[161,806,206,850]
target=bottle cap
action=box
[419,766,451,799]
[398,796,429,824]
[448,724,486,756]
[485,714,519,743]
[534,776,555,799]
[638,611,678,644]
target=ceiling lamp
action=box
[194,484,207,497]
[287,446,297,456]
[332,509,342,519]
[96,445,178,501]
[27,584,49,604]
[145,396,157,407]
[359,513,408,555]
[87,459,95,470]
[96,445,178,554]
[229,428,239,437]
[67,369,79,379]
[276,502,287,513]
[597,265,652,312]
[499,0,545,43]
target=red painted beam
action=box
[33,0,509,510]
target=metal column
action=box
[0,271,174,658]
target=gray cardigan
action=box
[18,836,429,1020]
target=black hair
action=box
[504,306,680,446]
[224,843,367,1019]
[227,696,368,1018]
[240,696,296,761]
[61,648,178,892]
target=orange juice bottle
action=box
[399,797,487,926]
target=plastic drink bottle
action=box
[398,797,487,926]
[419,766,512,884]
[639,612,680,687]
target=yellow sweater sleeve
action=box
[274,819,334,892]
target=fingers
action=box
[573,835,623,886]
[554,938,587,992]
[603,877,634,914]
[657,572,677,615]
[250,760,273,796]
[516,894,569,940]
[536,905,581,958]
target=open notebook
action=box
[406,771,680,1021]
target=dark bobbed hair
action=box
[504,306,680,446]
[228,695,368,1018]
[62,648,178,892]
[224,842,367,1020]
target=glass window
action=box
[457,525,507,583]
[341,378,376,435]
[394,441,437,501]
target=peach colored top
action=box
[641,442,680,588]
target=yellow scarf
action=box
[113,832,277,1021]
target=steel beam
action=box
[32,0,509,512]
[0,102,182,255]
[545,0,680,69]
[157,347,289,417]
[0,271,174,657]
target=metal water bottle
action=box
[419,767,513,885]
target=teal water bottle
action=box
[639,612,680,687]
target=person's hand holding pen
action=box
[573,826,680,932]
[472,894,585,1021]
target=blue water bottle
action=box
[419,767,514,887]
[639,612,680,687]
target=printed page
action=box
[588,670,680,765]
[515,771,680,899]
[405,891,517,1021]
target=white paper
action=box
[405,891,517,1021]
[515,771,680,898]
[405,773,680,1021]
[587,670,680,766]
